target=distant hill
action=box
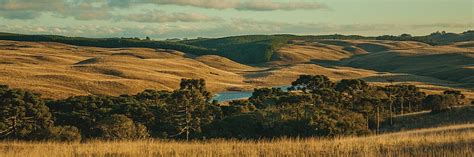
[0,31,473,99]
[376,30,474,45]
[1,31,471,64]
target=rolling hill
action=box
[0,32,473,100]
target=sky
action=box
[0,0,472,39]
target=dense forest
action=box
[0,75,470,141]
[1,31,471,64]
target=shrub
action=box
[95,114,150,140]
[41,126,82,142]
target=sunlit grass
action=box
[1,124,473,157]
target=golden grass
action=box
[0,124,473,157]
[0,40,473,100]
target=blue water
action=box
[212,91,253,102]
[212,85,291,102]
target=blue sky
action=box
[0,0,472,39]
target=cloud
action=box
[0,0,110,20]
[0,10,39,19]
[108,0,327,11]
[237,0,327,11]
[121,10,221,23]
[0,0,224,22]
[411,23,473,29]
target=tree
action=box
[443,90,466,106]
[221,100,256,116]
[423,94,457,113]
[41,125,82,142]
[0,85,53,140]
[306,105,369,137]
[47,95,116,138]
[249,87,285,108]
[335,79,369,108]
[96,114,149,140]
[166,79,219,140]
[335,79,369,93]
[291,75,335,93]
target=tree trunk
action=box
[376,106,380,134]
[408,101,412,113]
[389,101,393,126]
[401,101,404,115]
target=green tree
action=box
[443,90,466,106]
[0,85,53,140]
[95,114,149,140]
[165,79,219,140]
[40,125,82,142]
[291,75,335,93]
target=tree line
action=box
[0,75,470,141]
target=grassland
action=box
[1,39,473,100]
[0,123,472,157]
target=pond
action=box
[212,85,291,102]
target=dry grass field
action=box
[1,39,474,157]
[0,123,472,157]
[0,39,473,100]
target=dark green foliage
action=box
[162,78,221,140]
[96,114,149,140]
[221,100,256,116]
[306,106,370,136]
[249,87,286,108]
[41,125,82,142]
[335,79,369,92]
[443,90,466,106]
[5,74,464,141]
[0,85,53,140]
[291,75,335,93]
[423,95,446,112]
[204,112,264,139]
[423,90,466,113]
[46,95,117,138]
[381,85,426,114]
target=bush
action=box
[307,106,370,137]
[423,94,458,113]
[95,114,150,140]
[41,126,82,142]
[204,112,264,139]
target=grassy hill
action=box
[339,43,474,88]
[1,31,471,64]
[383,105,474,132]
[1,37,474,100]
[0,30,473,99]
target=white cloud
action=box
[122,10,221,23]
[237,0,327,11]
[110,0,327,11]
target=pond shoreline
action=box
[213,85,291,102]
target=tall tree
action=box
[0,85,53,139]
[166,79,218,140]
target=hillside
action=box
[383,105,474,132]
[2,31,471,65]
[0,34,473,100]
